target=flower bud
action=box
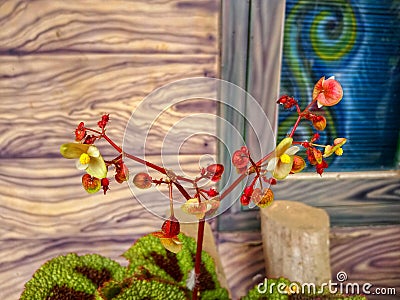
[232,147,249,169]
[291,155,306,173]
[251,188,274,208]
[115,162,129,183]
[205,188,219,197]
[161,216,180,238]
[75,122,86,141]
[243,185,254,197]
[312,115,326,131]
[133,173,152,189]
[101,178,110,195]
[260,188,274,208]
[82,174,101,194]
[277,95,298,109]
[206,164,224,182]
[313,76,343,107]
[240,194,250,206]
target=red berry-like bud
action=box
[101,114,109,122]
[240,194,250,206]
[277,95,298,109]
[311,133,320,142]
[75,122,86,141]
[98,114,110,129]
[243,185,254,197]
[82,174,101,194]
[133,173,152,189]
[268,178,277,185]
[161,216,180,238]
[101,178,110,195]
[83,135,97,144]
[101,177,109,186]
[115,162,129,183]
[205,188,219,197]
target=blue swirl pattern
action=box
[279,0,400,170]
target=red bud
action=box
[161,216,180,238]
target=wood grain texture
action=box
[0,0,221,297]
[272,175,400,226]
[218,225,400,300]
[218,231,265,299]
[0,0,219,55]
[0,54,217,158]
[0,155,220,240]
[330,226,400,300]
[0,155,219,298]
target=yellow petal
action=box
[275,137,293,158]
[160,237,183,253]
[334,138,347,147]
[87,145,100,157]
[256,188,274,208]
[273,157,294,180]
[335,148,343,156]
[266,157,278,172]
[204,197,220,218]
[76,160,89,170]
[86,155,107,178]
[60,143,89,159]
[181,198,207,219]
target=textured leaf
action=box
[122,233,229,299]
[20,253,125,300]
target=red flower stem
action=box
[93,130,192,184]
[192,218,205,300]
[89,130,194,199]
[289,97,320,138]
[173,182,191,200]
[168,183,174,217]
[220,172,247,200]
[289,115,302,138]
[220,151,274,201]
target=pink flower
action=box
[232,146,250,173]
[312,76,343,107]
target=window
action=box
[218,0,400,231]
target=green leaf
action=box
[122,233,230,299]
[20,253,125,300]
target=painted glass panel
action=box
[279,0,400,171]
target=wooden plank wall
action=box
[0,1,220,299]
[218,225,400,300]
